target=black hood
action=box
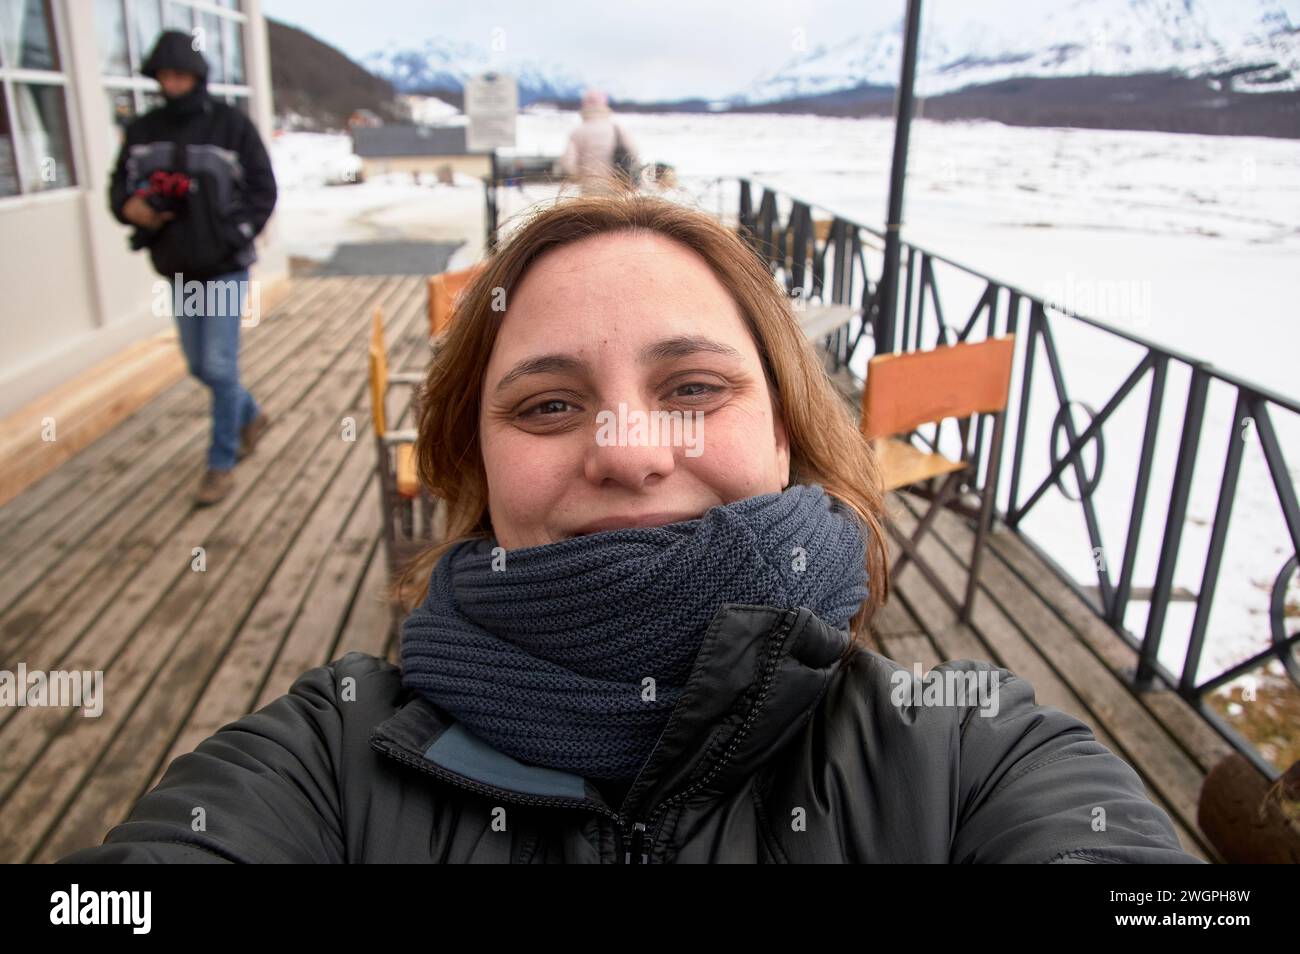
[140,29,209,82]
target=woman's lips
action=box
[570,511,702,536]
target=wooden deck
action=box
[0,274,1223,862]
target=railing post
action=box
[1138,366,1210,687]
[1181,391,1249,694]
[738,178,753,243]
[1006,301,1041,527]
[876,0,923,355]
[1109,355,1168,629]
[484,150,499,253]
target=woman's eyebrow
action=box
[638,334,743,363]
[493,335,744,393]
[494,354,589,392]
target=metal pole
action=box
[485,149,499,253]
[877,0,923,354]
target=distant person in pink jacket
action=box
[559,89,640,196]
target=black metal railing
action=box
[733,177,1298,781]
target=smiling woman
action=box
[57,193,1203,864]
[395,192,890,629]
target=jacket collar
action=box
[369,602,853,821]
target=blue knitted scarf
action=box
[399,482,870,782]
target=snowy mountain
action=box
[363,37,588,104]
[738,0,1300,104]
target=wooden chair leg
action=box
[890,470,963,580]
[889,519,964,617]
[960,411,1007,624]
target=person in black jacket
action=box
[109,30,277,506]
[57,193,1205,864]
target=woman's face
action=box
[480,230,791,549]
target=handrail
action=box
[731,176,1298,782]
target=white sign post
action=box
[465,72,518,152]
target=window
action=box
[1,0,58,69]
[131,0,161,69]
[13,79,72,189]
[0,0,76,198]
[101,0,251,124]
[198,10,223,83]
[222,15,243,84]
[94,0,129,76]
[162,0,190,31]
[0,94,17,196]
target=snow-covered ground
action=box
[269,113,1300,690]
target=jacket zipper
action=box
[624,821,648,864]
[374,608,798,864]
[614,608,798,859]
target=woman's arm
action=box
[948,664,1205,863]
[56,663,347,864]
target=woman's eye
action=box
[520,398,576,418]
[672,382,723,400]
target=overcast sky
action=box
[261,0,929,100]
[261,0,1296,101]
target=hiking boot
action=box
[238,411,270,461]
[195,468,235,506]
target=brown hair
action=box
[391,192,889,655]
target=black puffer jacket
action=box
[107,32,277,281]
[56,604,1203,863]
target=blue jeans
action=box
[170,268,260,471]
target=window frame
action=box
[102,0,252,122]
[0,0,80,201]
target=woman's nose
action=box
[583,404,680,488]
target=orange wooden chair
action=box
[368,307,441,634]
[862,335,1016,623]
[427,261,488,337]
[368,306,422,500]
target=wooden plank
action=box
[884,497,994,667]
[252,446,385,712]
[9,278,429,862]
[0,278,393,661]
[0,404,312,860]
[986,529,1234,776]
[891,495,1104,716]
[878,633,943,675]
[125,275,426,803]
[0,334,188,506]
[0,277,350,584]
[256,284,437,703]
[332,491,393,664]
[0,278,381,660]
[0,277,413,720]
[0,276,335,544]
[0,278,415,832]
[0,278,351,597]
[33,401,358,861]
[152,416,380,783]
[870,594,922,639]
